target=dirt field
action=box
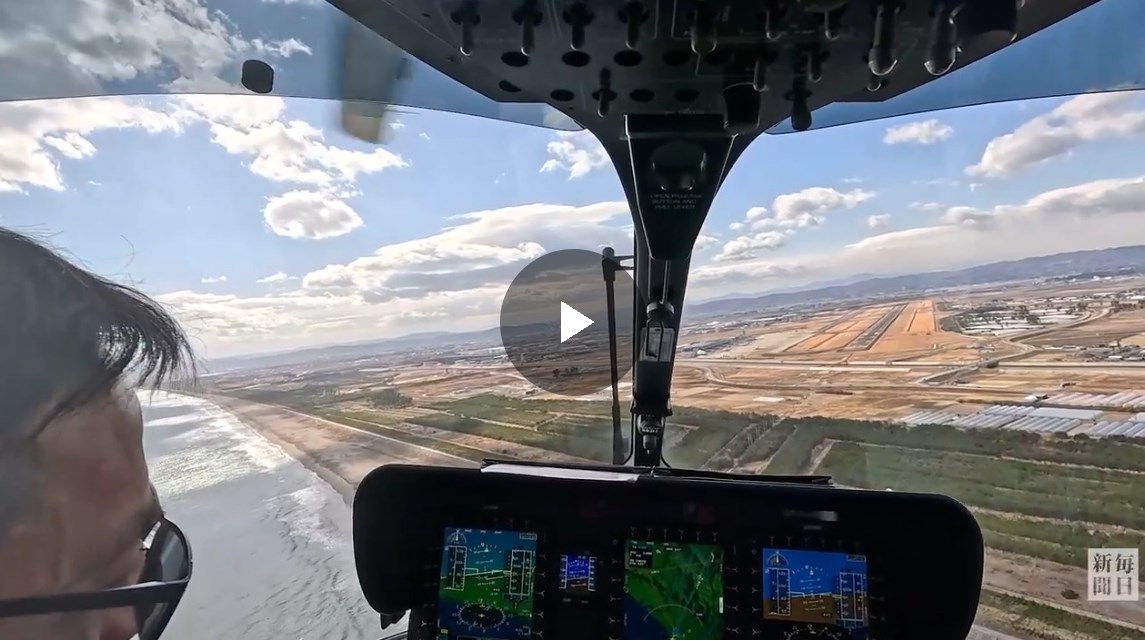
[963,366,1145,392]
[985,547,1145,628]
[1027,310,1145,347]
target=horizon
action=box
[202,242,1144,366]
[14,89,1145,361]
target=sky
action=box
[5,0,1145,360]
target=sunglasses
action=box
[0,517,192,640]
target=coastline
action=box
[204,394,362,506]
[242,410,359,507]
[198,394,465,506]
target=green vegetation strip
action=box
[424,394,608,427]
[405,396,781,466]
[739,422,796,465]
[763,418,1145,475]
[404,412,613,461]
[976,514,1145,580]
[322,412,491,462]
[819,441,1145,530]
[979,589,1145,640]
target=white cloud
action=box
[967,92,1145,177]
[908,201,945,212]
[913,177,960,187]
[419,132,432,142]
[714,231,790,262]
[141,172,1145,358]
[263,190,365,240]
[0,94,408,243]
[540,130,610,179]
[694,234,721,251]
[0,97,185,193]
[883,119,953,144]
[771,187,875,227]
[200,275,227,284]
[181,95,407,189]
[1,0,311,101]
[260,0,323,5]
[301,201,629,293]
[867,214,891,229]
[715,187,875,262]
[257,272,298,284]
[691,174,1145,301]
[154,201,632,357]
[0,3,401,243]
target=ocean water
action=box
[139,391,406,640]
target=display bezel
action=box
[421,516,549,640]
[415,519,885,640]
[355,464,982,640]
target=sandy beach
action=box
[205,395,475,504]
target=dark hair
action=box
[0,227,194,528]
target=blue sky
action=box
[5,0,1145,359]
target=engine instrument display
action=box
[559,553,597,595]
[762,548,870,640]
[437,527,539,640]
[623,541,724,640]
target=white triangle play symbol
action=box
[560,301,594,343]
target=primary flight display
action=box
[438,527,539,640]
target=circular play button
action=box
[500,249,634,397]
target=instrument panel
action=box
[353,464,983,640]
[430,524,874,640]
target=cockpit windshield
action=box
[6,0,1145,134]
[5,1,1145,640]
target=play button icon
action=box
[560,302,593,343]
[500,249,633,397]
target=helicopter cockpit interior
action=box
[329,2,1108,640]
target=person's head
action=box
[0,228,194,640]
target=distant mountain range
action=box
[688,245,1145,315]
[206,245,1145,372]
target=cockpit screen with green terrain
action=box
[623,541,724,640]
[438,528,539,640]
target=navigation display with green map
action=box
[623,540,724,640]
